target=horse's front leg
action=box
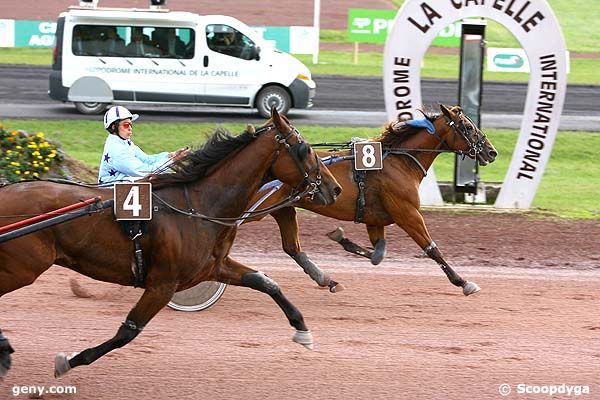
[217,256,314,350]
[386,202,480,296]
[0,328,15,377]
[54,282,177,378]
[271,207,343,293]
[326,224,387,265]
[367,225,387,265]
[423,240,480,295]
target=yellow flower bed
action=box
[0,124,64,183]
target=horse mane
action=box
[379,111,439,149]
[150,127,256,189]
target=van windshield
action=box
[72,25,195,59]
[206,24,257,60]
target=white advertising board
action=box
[0,19,15,47]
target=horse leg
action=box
[326,225,387,265]
[423,241,480,295]
[217,256,314,350]
[387,205,480,296]
[326,227,373,258]
[326,225,388,265]
[271,207,343,293]
[367,225,387,265]
[54,283,176,378]
[0,328,14,377]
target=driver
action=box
[98,106,188,184]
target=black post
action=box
[454,21,486,202]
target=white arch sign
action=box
[383,0,567,209]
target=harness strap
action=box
[183,184,195,214]
[383,151,428,177]
[132,238,145,288]
[353,169,367,224]
[120,220,147,287]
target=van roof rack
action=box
[67,6,171,13]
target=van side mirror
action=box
[254,46,261,61]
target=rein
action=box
[309,112,486,178]
[150,123,324,226]
[152,183,315,227]
[385,113,485,177]
[0,123,325,224]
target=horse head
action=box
[438,104,498,166]
[266,107,341,205]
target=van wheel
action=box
[256,86,290,118]
[74,102,108,115]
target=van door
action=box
[122,26,199,103]
[201,23,264,106]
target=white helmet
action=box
[103,106,139,130]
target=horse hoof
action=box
[329,281,345,293]
[370,240,387,265]
[370,255,383,265]
[370,250,385,265]
[54,352,74,378]
[463,281,481,296]
[292,330,314,350]
[0,340,14,377]
[0,356,10,378]
[326,227,345,243]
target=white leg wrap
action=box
[54,352,77,378]
[292,330,314,350]
[423,241,437,255]
[462,281,481,296]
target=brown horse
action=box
[0,108,341,378]
[244,104,497,295]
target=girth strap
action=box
[353,169,367,224]
[132,238,145,288]
[120,220,148,288]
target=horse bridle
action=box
[272,125,323,201]
[443,111,488,158]
[382,111,489,178]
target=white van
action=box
[49,7,316,117]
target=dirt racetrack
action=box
[0,210,599,399]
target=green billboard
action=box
[348,8,461,47]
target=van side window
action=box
[72,25,107,56]
[72,25,195,59]
[149,28,195,59]
[206,24,257,60]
